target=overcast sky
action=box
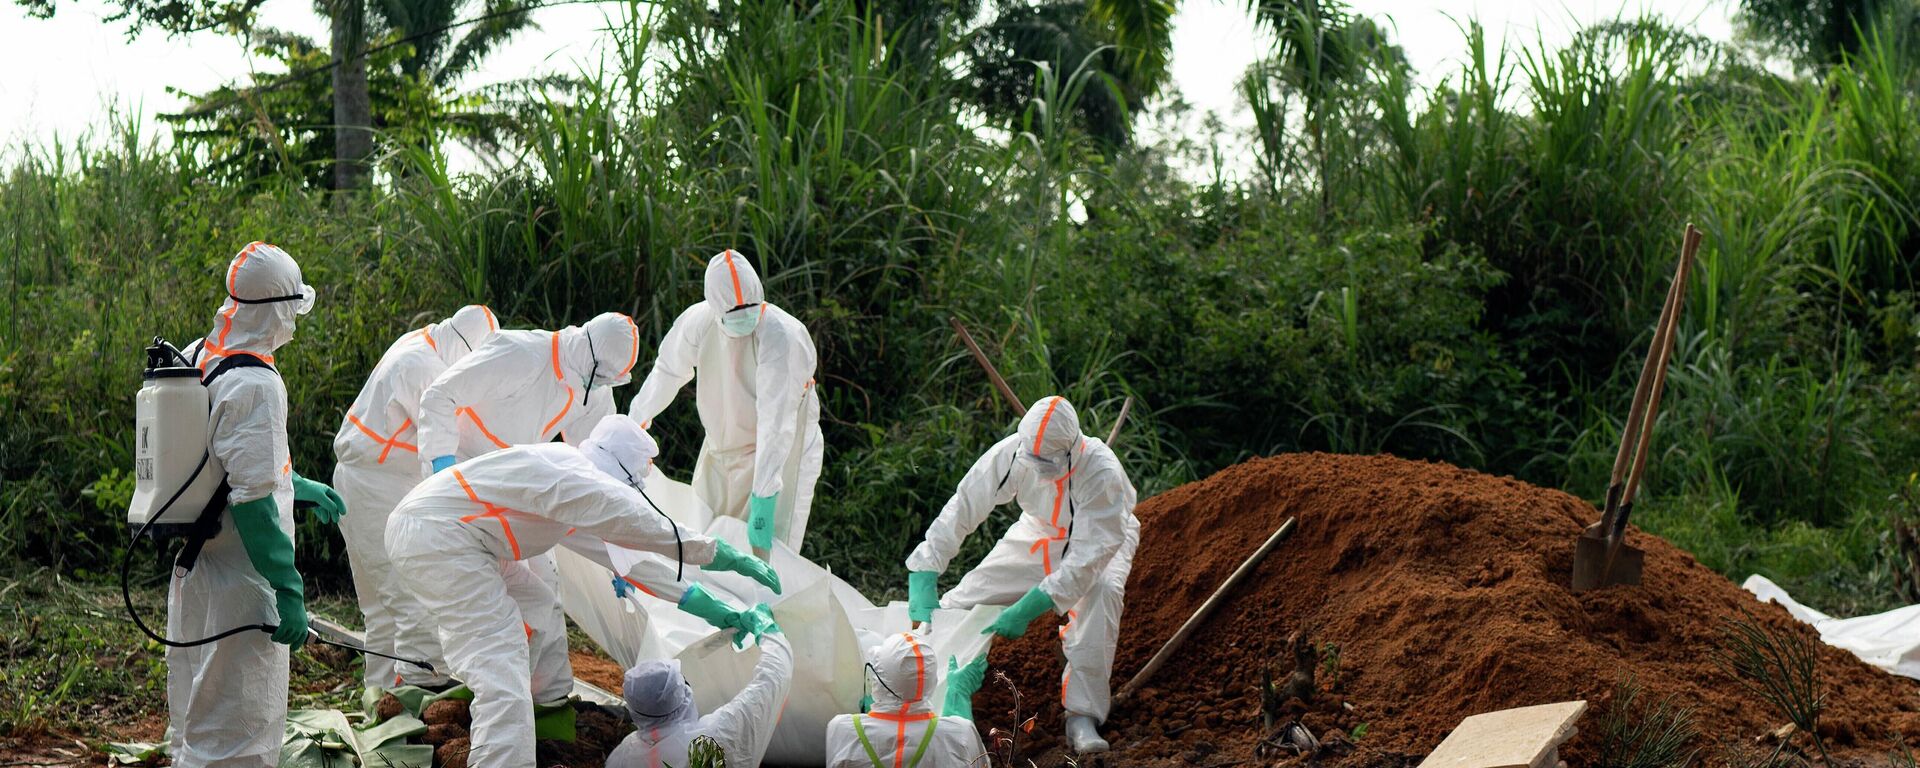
[0,0,1735,153]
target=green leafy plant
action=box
[686,734,727,768]
[1596,677,1700,768]
[1711,613,1830,764]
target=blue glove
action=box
[612,577,631,599]
[908,571,939,623]
[290,472,346,524]
[431,455,456,474]
[982,586,1056,639]
[705,539,782,594]
[747,493,777,551]
[943,654,989,721]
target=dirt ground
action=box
[974,453,1920,768]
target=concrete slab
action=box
[1417,700,1588,768]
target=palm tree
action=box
[164,0,543,186]
[966,0,1177,147]
[1239,0,1404,218]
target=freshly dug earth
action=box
[571,648,627,693]
[976,453,1920,766]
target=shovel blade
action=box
[1571,534,1645,592]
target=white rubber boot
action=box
[1066,714,1110,754]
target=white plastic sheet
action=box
[1743,574,1920,680]
[554,467,999,765]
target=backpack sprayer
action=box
[123,337,432,671]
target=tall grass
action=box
[2,6,1917,611]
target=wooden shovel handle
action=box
[1621,224,1702,509]
[1608,235,1687,500]
[950,317,1025,415]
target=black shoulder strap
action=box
[176,353,274,572]
[201,353,274,385]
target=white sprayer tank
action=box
[128,366,224,531]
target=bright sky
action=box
[0,0,1736,152]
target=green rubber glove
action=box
[981,586,1056,639]
[704,539,782,594]
[229,496,307,649]
[678,583,739,629]
[290,472,346,524]
[747,493,777,551]
[942,654,989,721]
[733,603,781,648]
[908,571,939,623]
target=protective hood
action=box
[580,414,658,490]
[704,250,765,338]
[1017,396,1082,463]
[431,304,499,366]
[586,312,642,387]
[202,241,311,362]
[624,659,700,731]
[864,632,938,716]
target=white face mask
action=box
[1019,449,1069,480]
[719,307,760,337]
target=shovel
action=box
[1572,224,1701,592]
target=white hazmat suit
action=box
[387,416,720,768]
[607,631,795,768]
[906,396,1140,747]
[417,312,639,467]
[629,250,823,554]
[824,633,990,768]
[169,242,314,768]
[331,305,498,689]
[409,311,640,685]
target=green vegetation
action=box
[1596,677,1701,768]
[4,0,1919,635]
[0,569,360,740]
[1714,612,1833,764]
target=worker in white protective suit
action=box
[418,311,639,471]
[823,633,991,768]
[607,614,794,768]
[331,304,498,690]
[629,250,823,558]
[905,396,1139,755]
[387,415,781,768]
[171,242,346,768]
[408,311,640,686]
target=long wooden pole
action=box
[1105,396,1133,447]
[950,317,1025,415]
[1114,516,1298,705]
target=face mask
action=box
[719,306,760,337]
[1020,449,1069,480]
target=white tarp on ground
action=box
[1743,574,1920,680]
[553,466,999,766]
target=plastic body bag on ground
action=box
[1744,575,1920,679]
[553,470,1001,766]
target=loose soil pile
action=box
[977,453,1920,766]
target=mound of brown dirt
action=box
[571,649,626,693]
[975,453,1920,766]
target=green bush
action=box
[1,4,1915,617]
